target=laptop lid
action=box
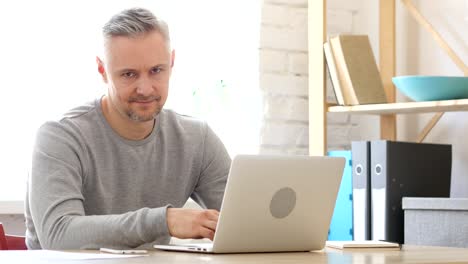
[155,155,345,253]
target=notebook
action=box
[154,155,345,254]
[326,240,400,250]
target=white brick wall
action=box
[261,73,308,97]
[259,50,287,73]
[288,53,308,75]
[260,27,308,52]
[259,0,359,154]
[265,0,307,8]
[264,95,308,122]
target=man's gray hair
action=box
[102,8,170,47]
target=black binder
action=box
[351,141,371,240]
[370,140,452,244]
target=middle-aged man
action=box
[25,8,231,249]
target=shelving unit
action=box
[308,0,467,155]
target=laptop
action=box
[154,154,345,253]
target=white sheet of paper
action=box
[43,250,148,260]
[1,250,148,261]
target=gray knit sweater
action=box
[25,99,231,249]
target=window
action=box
[0,0,261,201]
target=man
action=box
[25,8,231,249]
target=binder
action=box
[370,140,452,244]
[328,150,353,241]
[351,141,371,241]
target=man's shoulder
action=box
[161,109,207,131]
[38,99,99,134]
[62,99,99,121]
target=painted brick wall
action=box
[259,0,359,154]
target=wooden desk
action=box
[2,245,468,263]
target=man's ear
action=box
[96,56,108,83]
[170,49,175,68]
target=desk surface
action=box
[2,245,468,263]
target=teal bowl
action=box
[392,76,468,101]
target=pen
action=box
[100,248,148,254]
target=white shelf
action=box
[328,98,468,115]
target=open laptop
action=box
[154,155,345,253]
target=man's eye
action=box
[122,72,136,78]
[151,67,162,74]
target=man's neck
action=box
[101,96,155,141]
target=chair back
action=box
[0,223,27,250]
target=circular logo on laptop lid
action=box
[270,187,296,219]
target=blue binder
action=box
[327,150,353,241]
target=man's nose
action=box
[136,76,153,95]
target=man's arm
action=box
[163,123,230,241]
[190,123,231,211]
[29,122,171,249]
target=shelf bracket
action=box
[416,112,444,143]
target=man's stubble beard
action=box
[126,106,162,122]
[124,94,164,122]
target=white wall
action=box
[259,0,310,155]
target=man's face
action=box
[98,31,174,122]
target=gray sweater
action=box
[25,99,231,249]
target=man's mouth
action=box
[130,96,161,104]
[135,100,154,104]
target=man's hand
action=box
[166,208,220,240]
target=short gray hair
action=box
[102,8,170,48]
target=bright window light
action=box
[0,0,261,201]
